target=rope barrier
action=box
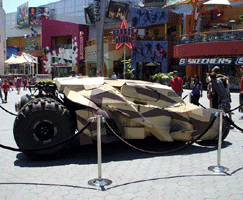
[182,94,188,100]
[104,115,217,155]
[227,103,243,113]
[0,105,17,116]
[0,93,242,156]
[224,115,243,132]
[0,121,92,152]
[190,93,207,109]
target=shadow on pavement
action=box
[14,137,232,168]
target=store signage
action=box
[79,31,84,61]
[179,57,243,66]
[144,0,166,4]
[111,20,137,50]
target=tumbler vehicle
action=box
[14,77,230,157]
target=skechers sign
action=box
[179,57,243,66]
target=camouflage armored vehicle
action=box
[14,77,230,157]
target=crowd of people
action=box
[0,74,37,103]
[170,66,237,122]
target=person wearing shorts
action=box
[210,72,231,120]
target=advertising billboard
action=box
[108,1,129,21]
[85,4,96,24]
[17,2,29,27]
[29,7,49,25]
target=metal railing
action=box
[175,29,243,45]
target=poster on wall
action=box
[108,1,129,21]
[17,2,29,27]
[131,8,168,28]
[29,7,49,25]
[29,7,37,24]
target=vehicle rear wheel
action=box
[13,97,75,158]
[197,118,230,145]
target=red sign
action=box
[111,20,137,50]
[80,31,84,60]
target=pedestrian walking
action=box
[170,70,183,97]
[190,75,203,106]
[1,79,10,103]
[23,77,27,90]
[28,75,33,93]
[13,76,17,86]
[207,81,213,108]
[15,78,22,94]
[210,72,232,120]
[8,78,14,91]
[0,77,3,103]
[239,66,243,119]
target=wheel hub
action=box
[33,120,57,143]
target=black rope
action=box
[182,94,188,100]
[0,105,18,116]
[190,93,207,109]
[226,103,243,113]
[105,115,217,155]
[0,121,92,152]
[224,115,243,132]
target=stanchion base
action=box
[88,178,112,187]
[208,166,229,173]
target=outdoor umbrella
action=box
[4,54,17,64]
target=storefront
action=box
[179,57,243,89]
[41,19,89,76]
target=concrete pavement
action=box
[0,87,242,199]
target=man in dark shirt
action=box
[210,72,231,120]
[211,66,229,109]
[239,66,243,119]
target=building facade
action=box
[174,2,243,89]
[41,19,89,76]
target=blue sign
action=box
[131,9,168,28]
[132,41,168,73]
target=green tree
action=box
[121,58,134,79]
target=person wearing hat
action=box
[170,70,183,97]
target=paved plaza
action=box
[0,87,242,199]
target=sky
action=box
[3,0,60,14]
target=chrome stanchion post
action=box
[88,115,112,190]
[208,111,229,173]
[97,114,102,179]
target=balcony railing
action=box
[175,29,243,45]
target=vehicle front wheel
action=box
[13,98,75,158]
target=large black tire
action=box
[13,97,75,158]
[215,117,230,141]
[197,118,230,145]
